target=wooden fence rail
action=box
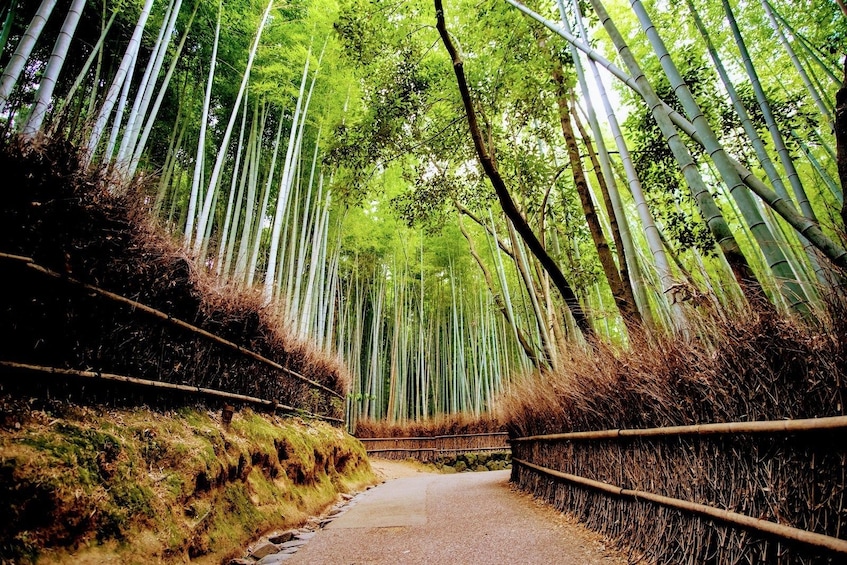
[0,360,343,424]
[510,414,847,442]
[0,252,343,401]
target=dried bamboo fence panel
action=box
[358,432,510,462]
[511,417,847,563]
[0,252,341,399]
[0,252,344,421]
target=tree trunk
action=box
[457,210,547,369]
[0,0,57,106]
[51,9,116,123]
[567,88,643,330]
[86,0,154,162]
[552,62,640,327]
[186,0,222,248]
[507,0,847,276]
[127,0,198,179]
[193,0,273,257]
[585,0,769,308]
[23,0,87,135]
[434,0,592,340]
[836,57,847,230]
[264,48,313,300]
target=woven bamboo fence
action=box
[0,253,343,423]
[511,416,847,563]
[358,432,510,462]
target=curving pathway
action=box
[276,465,629,565]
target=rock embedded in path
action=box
[268,531,295,544]
[249,542,281,560]
[257,554,292,564]
[279,539,308,550]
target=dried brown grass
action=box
[0,134,347,418]
[503,301,847,564]
[354,412,505,438]
[502,305,846,436]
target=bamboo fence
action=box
[358,432,510,462]
[0,252,344,422]
[510,414,847,441]
[0,360,341,423]
[512,416,847,560]
[0,253,341,400]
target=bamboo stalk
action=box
[513,458,847,555]
[0,252,344,399]
[0,360,341,424]
[511,415,847,442]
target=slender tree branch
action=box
[434,0,592,339]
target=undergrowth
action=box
[502,303,846,434]
[0,402,375,564]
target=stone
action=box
[296,531,316,540]
[454,461,467,473]
[268,531,295,544]
[340,493,354,500]
[229,559,255,565]
[249,542,281,560]
[487,460,505,471]
[279,539,308,550]
[257,554,292,564]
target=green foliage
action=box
[622,46,718,255]
[1,407,374,562]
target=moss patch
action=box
[0,403,375,564]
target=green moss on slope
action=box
[0,403,375,564]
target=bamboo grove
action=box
[1,0,845,427]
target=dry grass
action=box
[503,302,847,564]
[502,305,846,436]
[354,412,505,438]
[0,134,347,418]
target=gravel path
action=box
[278,466,630,564]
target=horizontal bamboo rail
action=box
[0,252,343,400]
[364,447,510,454]
[0,360,342,424]
[511,415,847,442]
[513,457,847,556]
